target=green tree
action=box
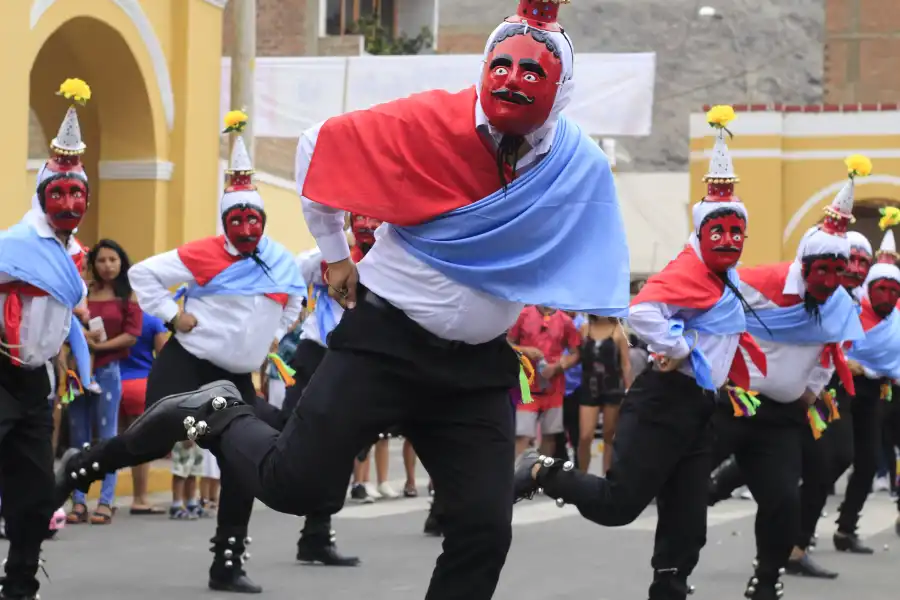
[352,13,433,55]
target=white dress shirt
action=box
[128,239,304,374]
[0,209,85,369]
[296,247,344,348]
[739,268,828,402]
[628,302,740,390]
[296,104,552,344]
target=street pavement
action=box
[3,440,898,599]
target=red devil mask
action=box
[868,278,900,317]
[697,210,746,273]
[39,172,89,234]
[223,206,265,256]
[802,255,847,303]
[479,28,564,136]
[841,247,872,291]
[351,214,382,255]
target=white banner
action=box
[221,53,655,138]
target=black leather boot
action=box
[648,568,695,600]
[785,553,838,579]
[833,531,874,554]
[296,516,360,566]
[208,530,262,594]
[743,562,785,600]
[513,449,575,503]
[423,497,443,537]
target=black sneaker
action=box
[349,483,374,504]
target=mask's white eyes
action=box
[523,73,538,82]
[493,66,509,76]
[710,233,722,241]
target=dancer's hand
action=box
[847,360,864,376]
[325,258,359,309]
[540,362,562,380]
[173,311,198,333]
[654,354,684,372]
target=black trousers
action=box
[539,369,715,599]
[0,356,54,596]
[144,339,286,539]
[210,289,519,600]
[833,375,883,533]
[884,389,900,508]
[711,395,806,577]
[281,338,345,538]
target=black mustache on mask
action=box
[491,88,534,105]
[53,211,82,219]
[235,236,259,243]
[714,247,741,253]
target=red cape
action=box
[177,236,288,307]
[737,262,801,308]
[632,246,725,310]
[302,87,502,226]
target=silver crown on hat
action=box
[50,106,86,156]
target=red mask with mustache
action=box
[479,30,563,136]
[351,214,382,254]
[803,256,847,303]
[697,212,746,273]
[841,248,872,291]
[868,278,900,317]
[223,206,265,256]
[42,176,88,233]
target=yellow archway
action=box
[29,6,164,259]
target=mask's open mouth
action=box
[491,88,533,105]
[713,247,740,253]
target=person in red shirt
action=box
[508,305,581,457]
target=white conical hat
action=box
[880,230,896,255]
[228,135,253,173]
[704,129,736,181]
[829,179,855,220]
[51,106,86,155]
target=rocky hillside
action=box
[443,0,825,171]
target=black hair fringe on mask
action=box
[248,251,277,284]
[719,273,773,338]
[496,134,525,192]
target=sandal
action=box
[89,504,115,525]
[129,506,166,516]
[66,503,88,524]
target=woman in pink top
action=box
[66,239,142,525]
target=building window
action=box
[323,0,396,37]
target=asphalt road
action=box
[3,441,898,600]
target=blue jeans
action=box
[69,362,122,507]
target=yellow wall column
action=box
[0,2,33,229]
[168,0,226,248]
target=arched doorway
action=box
[30,15,157,250]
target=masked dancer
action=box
[56,112,306,594]
[514,105,769,600]
[831,213,900,553]
[56,2,630,598]
[709,227,876,580]
[280,218,384,567]
[709,156,866,600]
[0,79,95,600]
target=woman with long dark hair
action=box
[66,239,142,525]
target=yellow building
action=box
[690,105,900,266]
[1,0,314,262]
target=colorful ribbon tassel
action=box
[822,388,840,422]
[61,369,84,405]
[267,353,296,387]
[516,351,535,404]
[807,405,828,440]
[728,387,761,417]
[881,383,893,402]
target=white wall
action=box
[615,172,690,276]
